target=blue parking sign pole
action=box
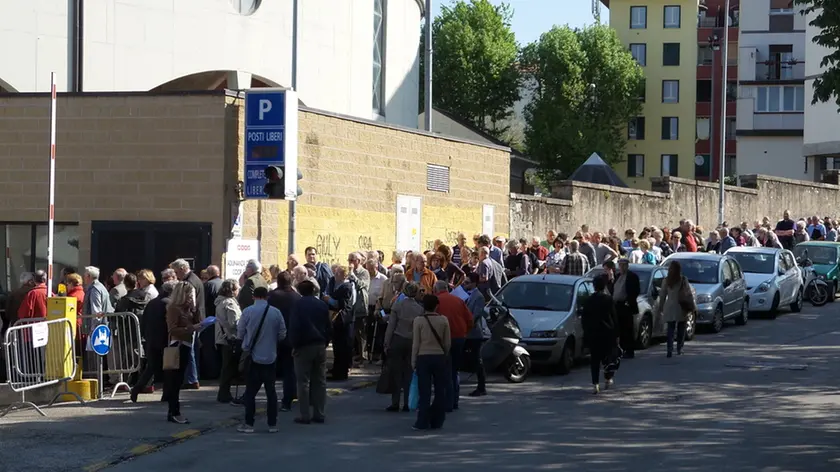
[243,89,299,200]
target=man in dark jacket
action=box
[304,247,333,297]
[268,272,302,411]
[581,274,620,394]
[323,266,355,381]
[131,280,177,401]
[613,259,641,359]
[289,280,332,423]
[203,265,223,318]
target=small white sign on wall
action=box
[224,239,260,281]
[483,205,495,237]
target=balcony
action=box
[752,113,804,130]
[754,61,805,81]
[697,12,739,28]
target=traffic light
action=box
[263,166,303,199]
[263,165,285,198]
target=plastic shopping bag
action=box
[408,371,419,411]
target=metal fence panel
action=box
[78,313,143,398]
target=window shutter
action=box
[426,164,450,192]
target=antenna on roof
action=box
[592,0,601,23]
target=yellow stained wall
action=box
[233,99,511,268]
[610,0,699,190]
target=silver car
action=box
[493,274,591,375]
[586,264,697,349]
[725,247,804,316]
[660,252,748,333]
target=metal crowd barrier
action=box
[1,318,85,418]
[78,313,143,399]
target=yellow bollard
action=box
[46,297,77,381]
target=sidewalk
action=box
[0,363,381,472]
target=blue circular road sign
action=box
[90,325,111,356]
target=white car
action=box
[725,247,803,315]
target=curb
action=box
[83,380,376,472]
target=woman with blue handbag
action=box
[410,294,451,430]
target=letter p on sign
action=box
[258,99,272,120]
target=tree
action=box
[794,0,840,109]
[424,0,521,140]
[522,25,644,180]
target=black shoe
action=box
[468,389,487,397]
[167,415,190,424]
[279,404,291,412]
[401,406,410,412]
[294,418,311,425]
[677,349,683,355]
[217,398,233,404]
[312,417,325,424]
[667,351,673,358]
[230,398,244,406]
[624,352,635,359]
[385,405,400,412]
[129,390,139,403]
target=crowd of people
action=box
[0,210,828,428]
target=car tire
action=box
[556,339,574,375]
[735,299,748,326]
[711,305,724,333]
[685,311,696,341]
[791,287,804,313]
[636,314,653,350]
[769,293,780,320]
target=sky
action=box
[430,0,610,46]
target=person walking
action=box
[655,261,695,357]
[581,274,620,394]
[383,283,423,412]
[288,281,331,424]
[613,259,641,359]
[237,287,286,433]
[163,282,202,424]
[411,294,451,431]
[131,280,177,401]
[214,279,242,404]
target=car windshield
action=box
[495,281,574,312]
[728,253,775,274]
[586,268,651,290]
[793,245,838,265]
[664,259,719,284]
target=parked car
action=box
[585,264,696,349]
[725,247,803,316]
[791,241,840,302]
[492,274,591,375]
[660,252,748,333]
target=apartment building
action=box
[696,0,738,181]
[605,0,700,190]
[736,0,809,180]
[803,6,840,179]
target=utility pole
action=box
[718,0,730,226]
[289,0,299,255]
[424,0,433,132]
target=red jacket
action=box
[436,292,474,339]
[18,283,48,320]
[67,285,85,332]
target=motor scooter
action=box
[798,249,829,306]
[461,295,531,383]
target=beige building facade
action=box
[0,91,510,288]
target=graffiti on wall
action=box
[313,233,376,266]
[424,230,461,251]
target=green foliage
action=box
[421,0,521,139]
[521,25,644,180]
[794,0,840,109]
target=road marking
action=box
[128,444,157,456]
[171,429,200,440]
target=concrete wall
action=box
[0,92,229,267]
[232,98,511,267]
[0,0,422,128]
[510,174,840,239]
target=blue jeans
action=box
[185,333,198,384]
[448,338,466,410]
[414,354,448,430]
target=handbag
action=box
[238,304,271,374]
[375,359,394,394]
[677,279,697,313]
[162,340,181,371]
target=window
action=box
[661,155,679,177]
[426,164,450,192]
[230,0,262,16]
[696,117,710,140]
[663,43,681,66]
[638,79,646,102]
[628,117,646,139]
[661,117,679,140]
[372,0,386,115]
[725,117,736,140]
[725,155,737,177]
[630,6,647,29]
[696,80,712,102]
[727,81,737,102]
[755,86,806,112]
[627,154,645,177]
[695,154,711,179]
[769,8,794,32]
[630,43,646,66]
[698,44,714,65]
[0,224,79,292]
[662,80,679,103]
[664,6,681,28]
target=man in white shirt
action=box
[365,259,388,361]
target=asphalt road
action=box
[104,304,840,472]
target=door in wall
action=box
[395,195,422,252]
